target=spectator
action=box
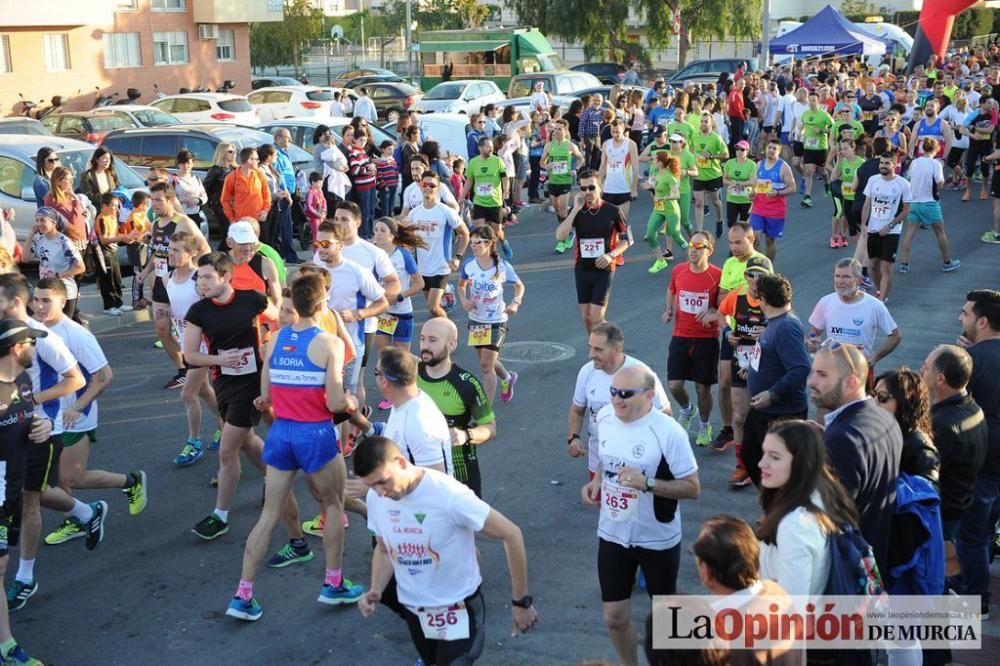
[204,141,237,248]
[347,132,378,237]
[482,103,501,137]
[220,147,271,239]
[353,87,377,122]
[872,368,940,483]
[808,339,902,571]
[171,150,207,229]
[257,143,282,249]
[374,140,399,218]
[466,113,488,160]
[93,192,128,315]
[21,207,84,318]
[42,166,87,247]
[33,147,60,206]
[311,124,335,174]
[79,147,120,210]
[579,94,605,170]
[399,125,422,192]
[272,128,298,258]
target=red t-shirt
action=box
[669,262,722,338]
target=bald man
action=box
[809,343,902,569]
[416,318,496,497]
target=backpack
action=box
[823,523,884,597]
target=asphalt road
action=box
[12,178,999,665]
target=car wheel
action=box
[386,108,401,123]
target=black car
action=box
[571,62,626,85]
[251,75,305,90]
[40,110,140,143]
[343,74,405,89]
[362,82,424,122]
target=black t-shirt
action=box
[0,371,34,506]
[858,95,883,135]
[969,112,995,146]
[855,158,881,205]
[733,293,766,346]
[968,339,1000,475]
[185,289,267,382]
[572,202,630,271]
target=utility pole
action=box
[405,0,413,81]
[761,0,771,69]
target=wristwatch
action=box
[567,433,581,446]
[645,476,655,491]
[511,595,533,609]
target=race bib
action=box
[654,199,666,212]
[415,603,470,641]
[862,111,874,121]
[750,341,762,371]
[735,344,759,370]
[755,180,773,195]
[657,117,669,127]
[468,324,492,347]
[696,157,711,168]
[579,238,606,259]
[678,290,709,315]
[804,136,820,150]
[220,347,258,376]
[154,256,168,278]
[601,479,639,522]
[608,160,625,174]
[377,314,399,335]
[475,183,494,198]
[549,161,568,175]
[733,184,752,198]
[842,183,855,197]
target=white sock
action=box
[68,499,93,523]
[700,420,711,429]
[213,508,229,523]
[679,403,692,414]
[15,559,34,584]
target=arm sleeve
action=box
[220,173,236,221]
[807,298,826,330]
[876,302,898,336]
[464,374,495,426]
[718,291,738,318]
[503,261,520,284]
[409,411,451,468]
[572,365,591,407]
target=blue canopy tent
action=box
[769,5,886,57]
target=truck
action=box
[417,27,563,92]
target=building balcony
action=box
[192,0,284,24]
[0,0,114,26]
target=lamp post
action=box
[405,0,412,80]
[761,0,771,69]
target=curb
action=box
[85,307,152,336]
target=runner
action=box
[898,137,961,273]
[783,87,809,193]
[31,278,147,547]
[417,317,496,498]
[668,133,697,243]
[795,92,833,208]
[371,217,427,363]
[183,252,278,540]
[581,364,699,666]
[721,140,755,237]
[860,153,912,301]
[597,119,640,222]
[690,112,728,232]
[408,172,471,318]
[0,319,54,666]
[959,97,997,202]
[225,272,363,622]
[640,151,686,274]
[554,170,633,334]
[541,123,583,254]
[400,155,460,218]
[828,138,865,249]
[748,138,796,261]
[457,224,524,403]
[567,322,670,481]
[664,231,722,446]
[356,435,537,665]
[461,136,508,233]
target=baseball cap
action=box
[735,140,750,150]
[744,255,774,275]
[668,133,686,143]
[227,220,258,245]
[0,319,47,351]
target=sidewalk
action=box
[76,278,151,336]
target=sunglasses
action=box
[579,185,598,192]
[874,390,893,404]
[743,271,761,279]
[421,182,438,189]
[312,239,337,249]
[610,386,641,400]
[470,238,490,245]
[689,242,710,250]
[374,367,400,383]
[46,157,59,163]
[821,338,859,378]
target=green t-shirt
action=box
[546,140,573,185]
[467,155,506,208]
[720,250,766,292]
[646,141,670,178]
[667,120,694,144]
[257,243,287,286]
[831,120,865,143]
[723,158,756,204]
[691,131,727,181]
[801,109,834,151]
[837,156,866,200]
[652,170,680,218]
[677,150,696,195]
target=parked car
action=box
[329,68,399,87]
[258,118,396,156]
[40,110,140,143]
[360,82,423,122]
[151,93,258,124]
[251,75,306,90]
[573,85,652,106]
[247,86,339,121]
[94,104,182,128]
[571,62,626,85]
[382,113,468,161]
[666,58,760,87]
[493,95,577,116]
[0,118,52,136]
[412,80,505,115]
[343,74,405,89]
[507,71,602,98]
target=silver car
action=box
[411,80,505,115]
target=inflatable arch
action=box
[906,0,981,73]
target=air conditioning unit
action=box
[198,24,219,40]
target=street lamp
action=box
[405,0,412,80]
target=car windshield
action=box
[306,90,337,102]
[214,128,312,164]
[132,109,180,127]
[218,98,253,112]
[88,115,138,132]
[424,83,466,100]
[59,149,145,190]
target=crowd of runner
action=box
[1,45,1000,666]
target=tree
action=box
[381,0,465,33]
[457,0,490,29]
[250,0,326,72]
[676,0,763,66]
[839,0,876,18]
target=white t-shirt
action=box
[758,492,831,596]
[49,315,108,433]
[321,257,386,344]
[906,156,944,203]
[862,174,911,234]
[341,238,397,334]
[940,105,969,149]
[407,203,464,277]
[808,292,898,358]
[529,91,549,112]
[387,247,419,316]
[385,390,453,473]
[28,316,75,436]
[790,101,809,139]
[459,258,520,324]
[366,469,489,607]
[595,405,697,550]
[778,95,796,133]
[402,182,457,212]
[573,355,670,472]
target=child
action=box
[450,157,469,223]
[375,140,400,217]
[305,171,327,241]
[95,192,130,315]
[123,191,151,308]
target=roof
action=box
[249,86,322,94]
[516,30,556,56]
[769,5,886,56]
[156,93,246,101]
[99,105,169,113]
[0,135,92,158]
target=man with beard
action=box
[416,318,496,497]
[860,154,911,301]
[808,337,902,571]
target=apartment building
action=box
[0,0,282,115]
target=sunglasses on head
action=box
[579,185,598,191]
[609,386,641,399]
[689,241,710,250]
[821,338,860,377]
[312,239,336,249]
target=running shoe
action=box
[153,339,164,349]
[823,187,830,199]
[528,197,544,204]
[800,195,813,208]
[85,500,108,551]
[981,231,1000,244]
[124,470,147,515]
[44,518,83,545]
[728,468,752,488]
[377,399,392,410]
[677,405,699,432]
[192,514,229,540]
[6,579,37,612]
[302,513,326,537]
[944,177,954,190]
[703,204,710,216]
[942,259,961,272]
[174,439,204,466]
[317,579,364,605]
[695,422,714,447]
[0,643,43,665]
[499,370,518,403]
[104,307,122,316]
[266,543,314,568]
[207,429,221,451]
[838,235,848,247]
[554,239,568,254]
[547,205,555,213]
[648,258,670,274]
[120,305,134,312]
[897,263,909,274]
[962,190,971,202]
[829,235,838,249]
[164,371,186,389]
[974,172,984,182]
[861,275,875,291]
[226,596,262,622]
[210,476,218,487]
[710,426,734,453]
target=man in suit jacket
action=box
[808,341,902,571]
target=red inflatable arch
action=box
[906,0,980,73]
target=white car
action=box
[247,86,341,121]
[412,80,505,115]
[151,93,258,124]
[383,113,470,161]
[94,104,181,127]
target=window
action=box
[103,32,141,69]
[0,36,10,74]
[173,98,210,114]
[115,0,138,9]
[216,29,235,62]
[178,137,216,170]
[151,0,185,10]
[57,116,86,138]
[42,34,71,72]
[102,136,143,167]
[153,32,189,65]
[0,156,32,200]
[140,135,180,169]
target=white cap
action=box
[227,220,258,244]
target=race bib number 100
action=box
[678,290,709,315]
